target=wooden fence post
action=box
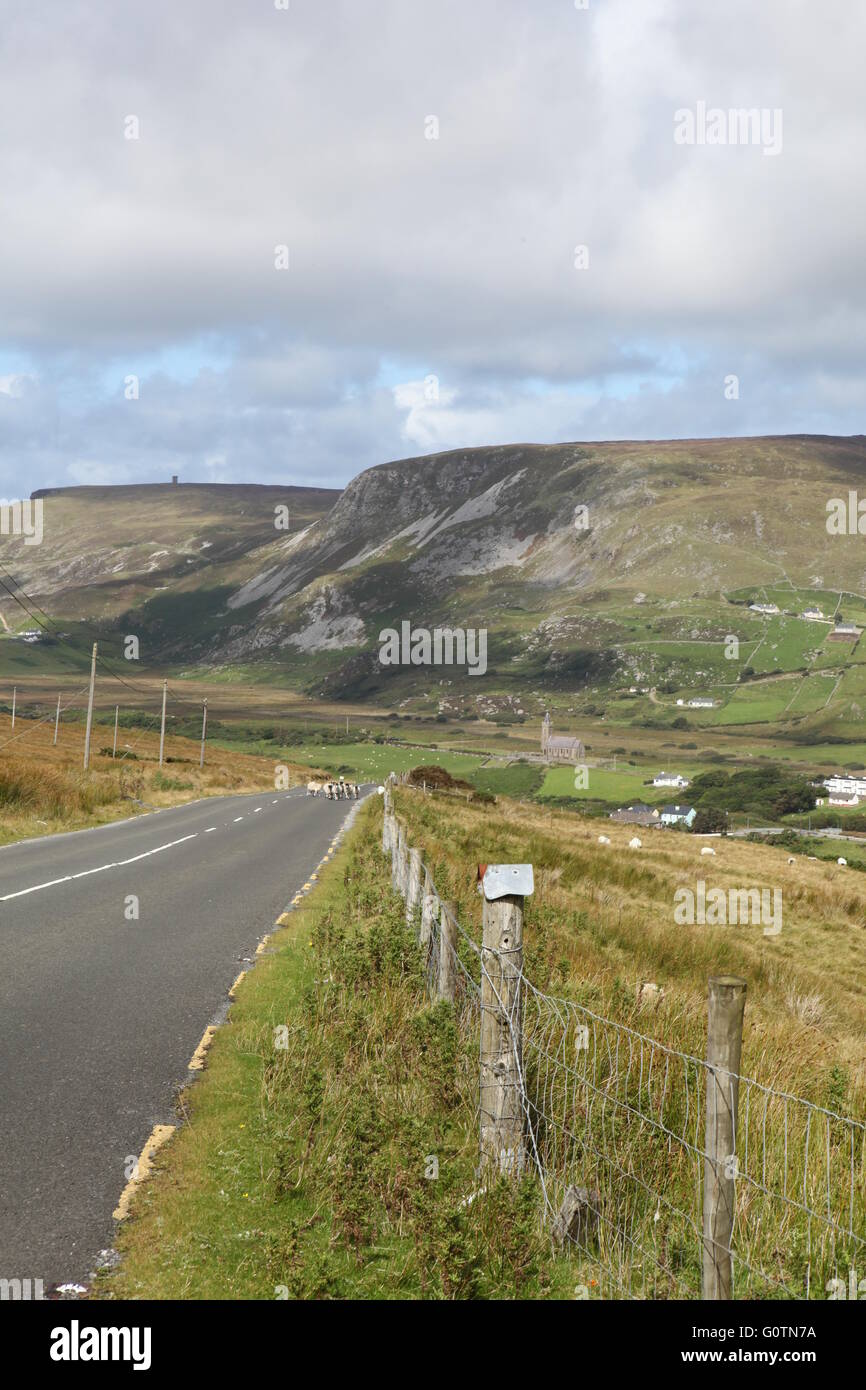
[420,868,437,947]
[702,975,747,1300]
[406,847,422,929]
[391,820,403,892]
[438,899,457,1003]
[398,826,409,897]
[480,885,527,1177]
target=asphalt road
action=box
[0,786,363,1290]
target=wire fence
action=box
[386,785,866,1301]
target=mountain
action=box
[8,438,866,733]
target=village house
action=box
[540,712,585,762]
[801,607,825,620]
[660,803,697,827]
[823,774,866,799]
[609,803,660,827]
[652,771,690,789]
[749,602,780,615]
[828,622,860,641]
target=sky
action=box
[1,0,864,495]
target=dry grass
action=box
[390,787,866,1296]
[392,788,866,1112]
[0,709,321,845]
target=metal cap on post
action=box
[479,863,533,1178]
[702,974,747,1300]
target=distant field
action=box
[538,764,667,804]
[714,680,800,725]
[212,738,485,783]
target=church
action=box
[541,712,585,762]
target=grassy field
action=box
[538,764,666,804]
[0,709,319,846]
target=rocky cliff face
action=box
[9,436,866,709]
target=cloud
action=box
[0,0,864,493]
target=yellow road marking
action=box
[113,1124,175,1220]
[228,971,246,999]
[188,1025,218,1070]
[276,912,292,926]
[255,936,271,955]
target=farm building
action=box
[660,803,696,827]
[653,771,690,789]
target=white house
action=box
[660,803,696,827]
[829,792,860,807]
[687,697,715,708]
[824,774,866,798]
[749,602,780,615]
[653,771,690,789]
[801,607,824,620]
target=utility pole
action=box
[346,714,349,736]
[83,643,97,770]
[200,698,208,768]
[11,685,16,729]
[54,693,61,745]
[159,680,167,768]
[112,704,119,758]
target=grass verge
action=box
[95,799,576,1300]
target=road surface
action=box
[0,786,363,1291]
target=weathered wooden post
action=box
[398,825,409,897]
[420,867,437,947]
[438,899,457,1003]
[391,820,403,892]
[382,787,392,855]
[406,847,423,929]
[702,975,747,1300]
[479,864,533,1178]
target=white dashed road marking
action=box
[0,833,199,902]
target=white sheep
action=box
[700,846,715,856]
[787,857,795,865]
[597,834,611,845]
[837,856,847,866]
[636,982,665,1009]
[628,836,642,849]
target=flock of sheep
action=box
[306,778,361,800]
[597,833,848,865]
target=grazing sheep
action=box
[598,834,611,845]
[636,982,665,1009]
[628,836,642,849]
[787,857,795,865]
[838,856,847,866]
[306,780,321,797]
[700,846,716,856]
